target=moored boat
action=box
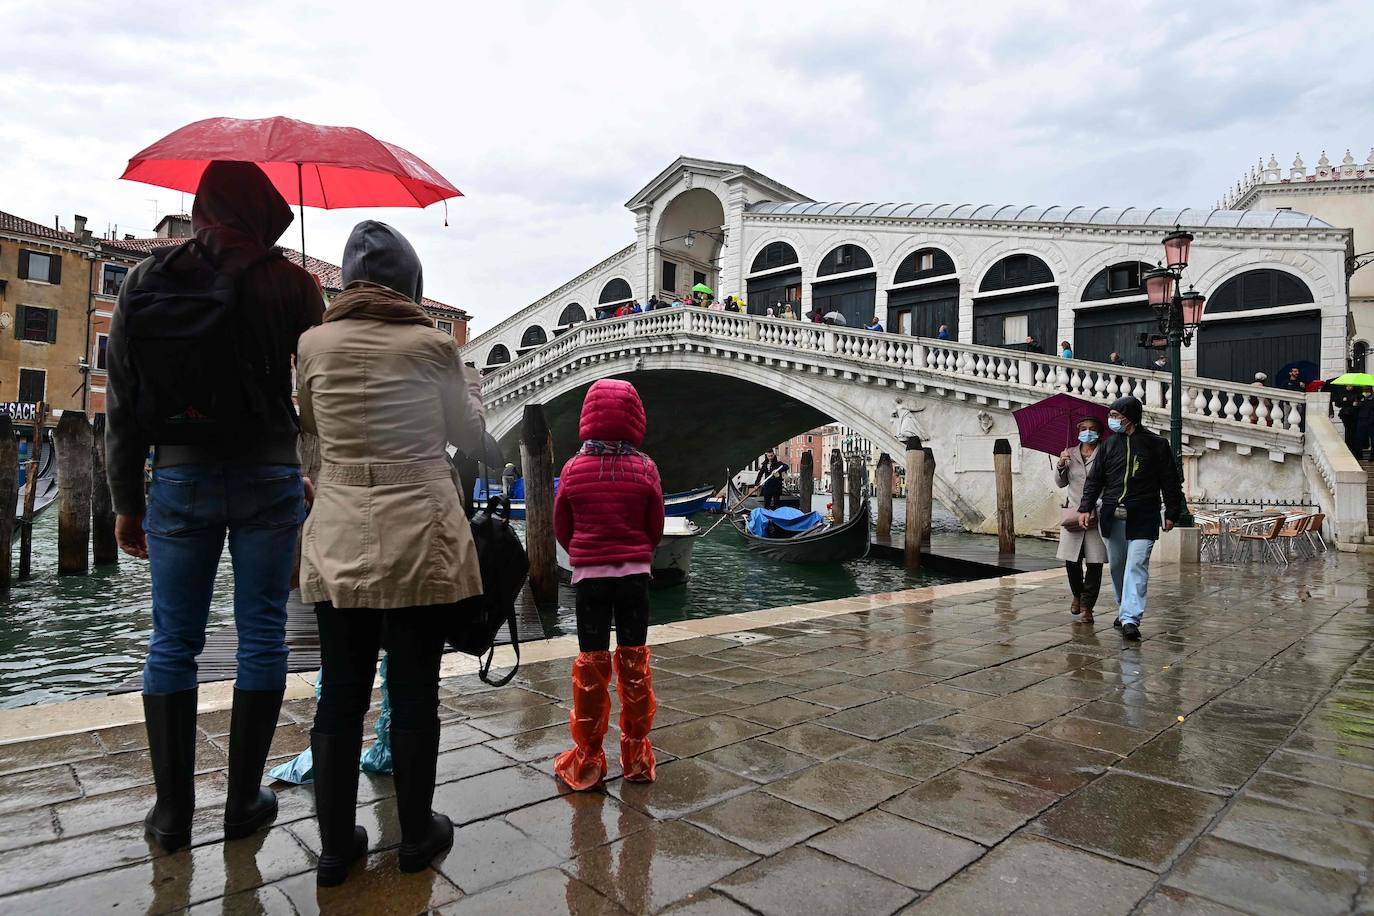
[557,516,701,588]
[479,481,714,520]
[730,500,870,564]
[14,433,57,522]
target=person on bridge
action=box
[106,161,323,854]
[1056,417,1106,624]
[1060,340,1074,359]
[553,379,664,791]
[754,450,790,509]
[937,324,951,340]
[296,221,486,885]
[1078,395,1184,641]
[866,316,884,332]
[1109,351,1123,366]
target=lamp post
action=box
[1143,227,1207,527]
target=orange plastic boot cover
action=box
[615,645,657,782]
[553,651,612,790]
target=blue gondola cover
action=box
[746,506,824,538]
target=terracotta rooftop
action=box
[0,210,78,243]
[105,236,467,318]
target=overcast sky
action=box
[4,0,1369,333]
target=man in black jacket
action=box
[1078,395,1184,640]
[754,450,790,510]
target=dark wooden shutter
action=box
[16,250,28,280]
[47,254,61,285]
[13,304,24,339]
[45,308,57,343]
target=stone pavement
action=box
[2,556,1374,915]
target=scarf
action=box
[578,439,643,457]
[323,280,433,325]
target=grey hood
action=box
[341,220,423,302]
[192,161,294,267]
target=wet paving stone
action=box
[1164,836,1360,916]
[503,791,651,859]
[663,692,751,716]
[901,658,981,679]
[1211,795,1374,872]
[694,738,815,784]
[816,696,953,740]
[1263,748,1374,798]
[0,807,59,853]
[705,666,775,686]
[465,703,571,739]
[702,680,798,706]
[485,722,578,763]
[569,819,756,914]
[70,733,227,795]
[715,845,915,916]
[0,732,105,776]
[905,684,995,710]
[757,722,866,760]
[1293,712,1374,749]
[840,736,969,782]
[54,770,229,838]
[732,697,830,729]
[943,666,1048,696]
[882,769,1058,845]
[0,765,82,817]
[434,743,513,783]
[1031,716,1155,756]
[964,690,1085,727]
[1115,728,1272,794]
[1134,886,1253,916]
[808,809,984,890]
[964,734,1116,796]
[791,683,888,709]
[441,686,555,718]
[899,713,1027,754]
[762,759,914,821]
[608,758,754,819]
[1244,769,1374,825]
[1070,698,1184,733]
[650,716,769,758]
[1182,699,1304,747]
[686,789,834,855]
[436,867,628,915]
[908,835,1154,915]
[433,817,564,893]
[239,849,460,915]
[1284,731,1374,767]
[1032,772,1223,871]
[286,794,404,855]
[431,764,562,825]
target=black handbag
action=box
[448,494,528,686]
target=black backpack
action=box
[121,240,285,445]
[448,494,528,686]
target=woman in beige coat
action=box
[297,221,484,886]
[1056,416,1108,623]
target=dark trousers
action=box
[313,602,446,735]
[575,574,650,652]
[1064,560,1104,610]
[1360,424,1374,460]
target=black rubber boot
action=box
[392,726,453,873]
[142,688,199,852]
[222,688,284,840]
[311,730,368,887]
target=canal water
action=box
[0,500,1021,708]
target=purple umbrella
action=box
[1013,393,1112,457]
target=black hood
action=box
[191,161,294,266]
[341,220,423,302]
[1110,395,1144,426]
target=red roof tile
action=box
[0,209,78,243]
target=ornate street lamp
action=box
[1145,227,1206,526]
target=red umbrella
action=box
[119,116,462,265]
[1013,393,1112,457]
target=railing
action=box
[1302,395,1367,544]
[482,308,1309,449]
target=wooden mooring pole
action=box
[829,448,845,524]
[0,416,17,587]
[798,451,814,513]
[994,438,1015,554]
[54,411,93,575]
[91,415,117,566]
[921,447,936,548]
[874,453,894,542]
[904,436,927,570]
[846,454,864,523]
[521,403,558,608]
[18,402,48,580]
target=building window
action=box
[95,333,109,370]
[101,264,128,296]
[750,242,800,273]
[1002,314,1028,344]
[662,261,677,292]
[919,252,935,272]
[18,368,45,403]
[18,250,60,284]
[16,305,56,343]
[436,319,454,336]
[1107,263,1141,293]
[693,270,707,288]
[1003,255,1029,285]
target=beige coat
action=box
[297,315,485,609]
[1055,445,1108,563]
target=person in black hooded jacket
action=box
[1078,395,1184,640]
[105,161,324,853]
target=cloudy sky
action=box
[4,0,1369,333]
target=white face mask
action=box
[1108,417,1125,433]
[1078,430,1100,444]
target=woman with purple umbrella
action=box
[1055,416,1107,623]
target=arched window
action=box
[817,244,874,277]
[598,278,633,304]
[1080,262,1153,301]
[558,303,587,327]
[893,248,955,284]
[520,326,547,349]
[751,241,800,273]
[1353,340,1369,373]
[486,344,511,366]
[1205,269,1314,314]
[978,253,1053,292]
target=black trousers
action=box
[762,491,782,510]
[1064,560,1104,610]
[313,602,446,735]
[574,574,650,652]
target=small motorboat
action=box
[557,516,701,588]
[15,434,57,522]
[478,480,714,520]
[731,500,871,564]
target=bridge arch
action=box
[518,325,548,352]
[885,245,960,339]
[972,251,1060,353]
[745,239,804,317]
[484,343,511,370]
[557,302,587,329]
[1194,266,1320,383]
[654,186,727,297]
[812,240,879,327]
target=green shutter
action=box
[45,308,56,343]
[13,305,23,340]
[47,254,61,285]
[16,250,28,280]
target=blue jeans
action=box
[1104,520,1154,627]
[143,464,305,694]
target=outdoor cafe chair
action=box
[1195,514,1225,562]
[1303,513,1328,554]
[1275,514,1313,560]
[1235,516,1287,566]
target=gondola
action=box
[475,481,715,520]
[724,475,799,512]
[14,433,57,523]
[730,498,871,564]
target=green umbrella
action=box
[691,283,714,295]
[1331,373,1374,386]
